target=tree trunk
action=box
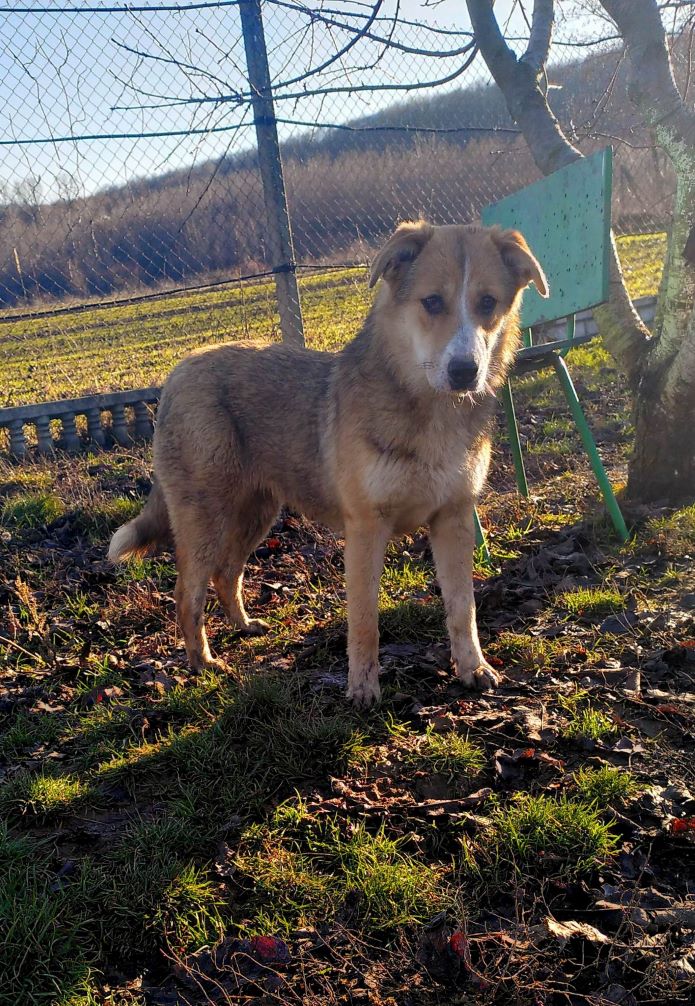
[625,160,695,501]
[599,0,695,501]
[629,372,695,502]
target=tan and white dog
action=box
[109,221,547,705]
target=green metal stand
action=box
[474,507,491,564]
[480,149,627,544]
[501,381,529,497]
[560,315,576,358]
[551,354,629,542]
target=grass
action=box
[0,491,142,542]
[0,827,100,1006]
[0,438,690,1000]
[406,726,485,778]
[617,231,666,300]
[527,436,574,458]
[643,502,695,556]
[559,690,617,741]
[237,811,447,934]
[70,496,143,540]
[482,794,619,880]
[489,632,560,671]
[573,765,638,806]
[0,709,65,759]
[0,770,85,817]
[103,822,226,958]
[0,490,65,528]
[557,585,624,618]
[0,269,370,408]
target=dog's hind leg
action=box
[212,489,279,636]
[165,495,227,671]
[174,543,222,672]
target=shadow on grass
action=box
[0,597,451,1005]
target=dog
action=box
[108,220,547,706]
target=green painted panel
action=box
[482,148,612,328]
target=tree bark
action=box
[629,372,695,502]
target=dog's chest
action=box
[364,417,484,528]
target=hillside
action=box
[0,43,670,309]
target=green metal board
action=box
[481,147,612,329]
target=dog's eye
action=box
[421,295,444,315]
[479,295,497,316]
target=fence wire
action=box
[0,0,675,409]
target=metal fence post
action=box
[239,0,305,347]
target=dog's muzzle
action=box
[447,356,479,392]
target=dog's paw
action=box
[456,659,500,691]
[190,655,228,674]
[238,618,270,637]
[346,671,381,709]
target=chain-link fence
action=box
[0,0,675,412]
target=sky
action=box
[0,1,596,201]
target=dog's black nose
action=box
[447,357,479,391]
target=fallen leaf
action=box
[608,736,645,756]
[449,931,468,957]
[544,917,610,944]
[494,747,564,781]
[249,935,290,963]
[671,817,695,835]
[81,685,123,707]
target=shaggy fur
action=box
[109,221,548,706]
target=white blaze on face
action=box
[430,272,489,395]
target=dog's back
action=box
[155,341,339,524]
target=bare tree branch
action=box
[522,0,554,73]
[111,50,479,112]
[270,1,475,57]
[467,0,578,173]
[601,0,695,144]
[267,0,388,91]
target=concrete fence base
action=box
[531,294,656,343]
[0,387,160,459]
[0,295,657,460]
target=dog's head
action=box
[369,220,548,397]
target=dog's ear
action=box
[494,228,549,298]
[369,220,434,289]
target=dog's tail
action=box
[108,479,171,562]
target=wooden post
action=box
[239,0,304,346]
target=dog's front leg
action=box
[429,500,499,690]
[344,519,389,707]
